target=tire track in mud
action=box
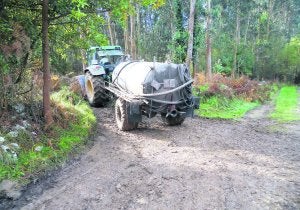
[3,104,300,210]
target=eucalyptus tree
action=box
[0,0,165,125]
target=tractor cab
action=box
[87,46,124,75]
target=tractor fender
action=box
[84,65,106,76]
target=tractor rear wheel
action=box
[85,72,110,107]
[115,98,138,131]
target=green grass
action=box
[197,96,259,119]
[271,86,300,122]
[0,88,96,183]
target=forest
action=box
[1,0,300,113]
[0,1,300,204]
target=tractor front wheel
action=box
[85,72,110,107]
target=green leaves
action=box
[72,0,88,8]
[259,11,268,24]
[71,9,87,20]
[0,54,10,75]
[281,35,300,66]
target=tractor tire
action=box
[161,113,185,126]
[115,98,138,131]
[85,72,110,107]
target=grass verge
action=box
[271,86,299,122]
[193,74,276,119]
[0,88,96,183]
[197,96,259,119]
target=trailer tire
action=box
[85,72,110,107]
[161,113,185,126]
[115,98,138,131]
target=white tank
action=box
[112,61,152,95]
[112,61,188,97]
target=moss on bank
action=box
[0,88,96,183]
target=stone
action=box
[14,124,26,131]
[0,137,5,144]
[0,180,22,200]
[22,120,31,128]
[1,145,10,152]
[34,146,43,152]
[8,131,18,138]
[10,143,19,149]
[116,183,123,192]
[13,104,25,114]
[1,145,18,161]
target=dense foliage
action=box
[0,88,96,182]
[0,0,163,114]
[135,0,300,81]
[1,0,299,114]
[193,73,276,119]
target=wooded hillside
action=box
[0,0,299,118]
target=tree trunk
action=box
[205,0,212,80]
[80,32,86,70]
[123,20,129,55]
[186,0,196,76]
[107,12,115,45]
[136,5,140,58]
[267,0,274,40]
[112,19,118,45]
[42,0,53,127]
[130,12,136,59]
[244,11,251,43]
[232,1,240,78]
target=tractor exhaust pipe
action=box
[166,105,178,117]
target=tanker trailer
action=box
[110,61,199,131]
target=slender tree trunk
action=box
[267,0,274,40]
[130,12,136,59]
[124,20,129,54]
[136,5,140,58]
[80,32,86,70]
[107,12,115,45]
[112,24,118,45]
[244,12,251,43]
[205,0,212,80]
[186,0,196,76]
[232,1,240,78]
[169,0,176,37]
[42,0,53,127]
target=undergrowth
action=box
[0,88,96,183]
[271,86,299,122]
[198,96,259,119]
[194,73,275,119]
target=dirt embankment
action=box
[2,105,300,210]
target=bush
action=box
[194,73,274,103]
[0,88,96,182]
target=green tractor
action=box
[84,46,124,107]
[83,46,199,131]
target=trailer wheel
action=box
[85,72,110,107]
[161,113,185,126]
[115,98,138,131]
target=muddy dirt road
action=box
[6,106,300,209]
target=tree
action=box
[42,0,53,127]
[0,0,165,121]
[280,35,300,81]
[106,12,115,45]
[186,0,196,75]
[205,0,212,79]
[232,1,240,77]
